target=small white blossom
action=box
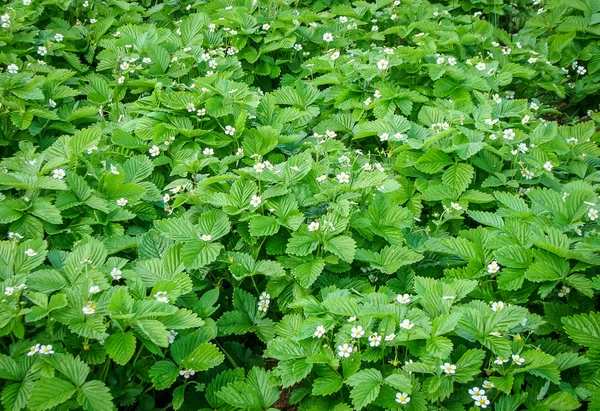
[400,319,415,330]
[491,301,505,312]
[487,261,500,274]
[27,344,40,356]
[543,161,553,171]
[338,343,353,357]
[224,125,236,136]
[336,172,350,184]
[52,168,66,179]
[39,345,54,355]
[323,32,333,42]
[111,268,122,280]
[82,302,96,315]
[316,174,327,182]
[180,369,195,378]
[149,145,160,157]
[512,354,525,365]
[88,286,101,295]
[116,198,128,207]
[558,286,571,297]
[24,248,38,257]
[377,59,389,70]
[440,363,456,374]
[396,392,411,404]
[308,221,320,232]
[203,147,214,156]
[201,234,212,242]
[385,333,396,341]
[368,332,382,347]
[154,291,169,303]
[503,129,516,140]
[469,387,485,399]
[4,287,15,296]
[54,33,64,42]
[351,326,365,339]
[396,294,411,304]
[451,202,462,211]
[476,62,486,71]
[588,208,598,220]
[474,396,490,408]
[250,195,261,207]
[7,64,19,74]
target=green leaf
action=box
[198,210,231,241]
[181,241,223,269]
[45,354,89,387]
[103,332,136,365]
[29,378,77,411]
[540,392,580,411]
[149,361,180,390]
[562,312,600,347]
[345,369,382,409]
[183,343,224,371]
[77,380,114,411]
[249,215,280,237]
[294,257,325,288]
[453,349,485,383]
[312,372,343,396]
[414,148,452,174]
[324,235,356,263]
[442,163,474,195]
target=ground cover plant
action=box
[1,0,600,410]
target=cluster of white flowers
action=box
[28,344,54,356]
[258,291,270,312]
[470,387,490,408]
[1,13,11,28]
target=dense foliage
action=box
[1,0,600,410]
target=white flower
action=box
[351,326,365,339]
[82,302,96,315]
[368,333,382,347]
[543,161,553,172]
[440,363,456,374]
[24,249,38,257]
[142,57,152,64]
[253,163,265,173]
[521,115,530,124]
[186,103,196,112]
[37,46,48,56]
[575,228,583,236]
[502,46,511,55]
[558,286,571,297]
[492,94,502,104]
[400,319,415,330]
[149,145,160,157]
[7,64,19,74]
[117,76,125,84]
[262,23,270,30]
[293,43,303,51]
[336,172,350,184]
[52,168,66,179]
[395,392,410,404]
[203,147,214,156]
[39,345,54,355]
[396,294,411,304]
[201,234,212,242]
[363,97,372,106]
[258,300,269,312]
[482,380,494,389]
[314,325,326,338]
[450,202,462,211]
[505,90,515,99]
[469,387,485,399]
[362,163,372,171]
[119,62,129,71]
[436,56,445,65]
[110,164,120,175]
[110,268,122,280]
[375,163,385,172]
[385,333,396,341]
[489,331,502,337]
[154,291,169,303]
[379,132,389,142]
[180,369,195,378]
[323,32,333,42]
[258,292,270,302]
[54,33,64,42]
[28,344,40,356]
[250,195,261,207]
[168,330,178,344]
[209,59,218,69]
[517,143,528,153]
[326,129,337,138]
[487,261,500,274]
[8,232,23,240]
[308,221,320,232]
[339,16,348,23]
[373,89,382,99]
[4,287,15,296]
[474,396,490,408]
[377,59,389,70]
[476,62,486,71]
[347,316,356,322]
[224,125,236,136]
[23,0,32,4]
[521,168,534,180]
[371,25,378,31]
[491,301,504,312]
[89,286,101,295]
[577,66,586,75]
[588,208,598,220]
[512,354,525,365]
[503,129,515,140]
[331,51,340,60]
[114,197,128,207]
[338,343,353,357]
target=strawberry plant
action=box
[1,0,599,410]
